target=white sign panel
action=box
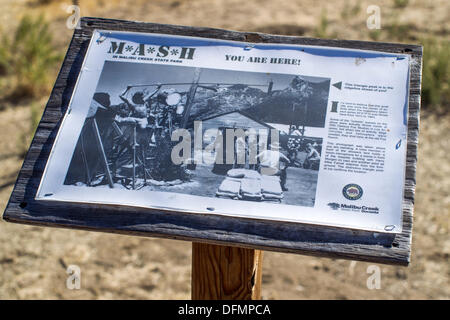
[37,30,410,233]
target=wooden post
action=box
[191,243,263,300]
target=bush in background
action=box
[0,14,62,101]
[421,39,450,113]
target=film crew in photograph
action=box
[64,65,326,208]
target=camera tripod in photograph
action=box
[78,115,159,190]
[110,121,155,190]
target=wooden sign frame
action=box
[2,17,422,266]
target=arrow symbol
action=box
[332,81,342,90]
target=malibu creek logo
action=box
[326,183,379,215]
[107,41,196,60]
[327,202,379,214]
[327,202,340,210]
[342,183,363,200]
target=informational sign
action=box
[36,30,410,233]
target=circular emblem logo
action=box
[342,184,363,200]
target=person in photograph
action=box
[234,135,249,169]
[303,143,321,170]
[287,137,301,167]
[257,142,291,191]
[119,85,162,124]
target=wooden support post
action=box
[191,243,263,300]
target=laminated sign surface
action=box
[36,29,412,233]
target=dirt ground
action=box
[0,0,449,299]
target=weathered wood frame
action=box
[2,17,422,266]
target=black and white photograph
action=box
[64,61,330,207]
